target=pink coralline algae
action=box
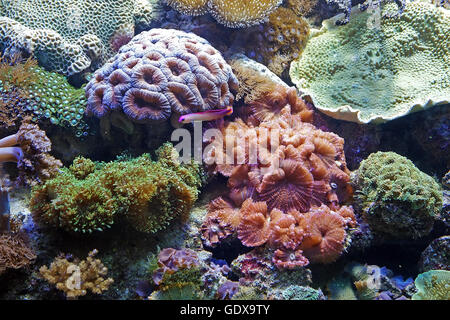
[85,28,239,124]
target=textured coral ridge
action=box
[0,0,155,76]
[85,28,238,124]
[165,0,283,28]
[39,249,114,299]
[201,87,356,268]
[354,152,442,239]
[30,143,203,234]
[290,1,450,124]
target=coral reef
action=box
[30,143,203,234]
[412,270,450,300]
[0,118,62,186]
[0,232,36,275]
[147,248,230,300]
[240,6,310,76]
[0,0,157,76]
[164,0,283,28]
[39,249,114,299]
[290,1,450,123]
[353,152,442,239]
[0,57,88,134]
[419,236,450,272]
[85,28,238,124]
[269,285,325,300]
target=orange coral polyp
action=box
[237,199,271,247]
[268,208,305,249]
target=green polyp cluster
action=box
[30,143,204,234]
[0,61,89,136]
[22,66,88,134]
[355,152,443,239]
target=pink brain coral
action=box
[86,29,239,124]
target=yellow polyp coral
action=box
[39,249,114,299]
[165,0,208,15]
[164,0,283,28]
[30,143,204,234]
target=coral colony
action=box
[0,0,449,302]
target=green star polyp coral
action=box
[290,1,450,123]
[30,143,204,234]
[0,59,88,135]
[354,152,442,239]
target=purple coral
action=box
[152,248,200,285]
[85,29,239,124]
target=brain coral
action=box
[412,270,450,300]
[30,143,203,234]
[290,1,450,123]
[0,0,157,76]
[165,0,283,28]
[85,28,238,124]
[354,152,442,239]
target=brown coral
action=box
[39,249,114,299]
[0,233,36,275]
[237,198,271,247]
[300,205,347,264]
[165,0,283,28]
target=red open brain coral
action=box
[86,29,239,124]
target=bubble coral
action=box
[0,233,36,275]
[85,28,238,124]
[30,143,203,234]
[164,0,283,28]
[39,249,114,299]
[354,151,442,239]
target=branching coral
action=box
[0,0,157,76]
[39,249,114,299]
[31,143,203,234]
[290,1,450,123]
[164,0,283,28]
[85,28,238,125]
[0,233,36,275]
[0,118,62,186]
[354,152,442,239]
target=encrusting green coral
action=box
[412,270,450,300]
[0,57,88,135]
[290,0,449,123]
[353,152,442,239]
[30,143,204,234]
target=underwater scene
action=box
[0,0,449,303]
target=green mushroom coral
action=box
[353,152,442,239]
[30,143,204,234]
[412,270,450,300]
[289,0,450,123]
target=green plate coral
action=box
[290,1,450,123]
[412,270,450,300]
[353,152,442,239]
[30,143,204,234]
